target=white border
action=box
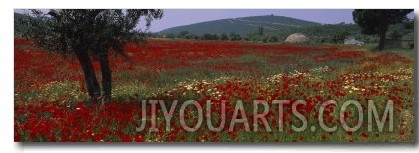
[1,0,417,153]
[7,0,417,9]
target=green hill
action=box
[158,15,321,35]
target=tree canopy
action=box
[27,9,162,57]
[352,9,412,50]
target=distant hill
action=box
[158,15,321,35]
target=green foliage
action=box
[389,30,402,40]
[165,33,176,39]
[388,21,414,40]
[15,13,39,37]
[186,33,199,40]
[403,20,414,29]
[352,9,413,50]
[258,25,264,36]
[175,31,198,39]
[201,33,219,40]
[229,32,242,41]
[24,9,163,57]
[262,35,278,43]
[220,33,229,40]
[285,24,362,43]
[331,31,350,43]
[353,9,412,35]
[177,31,189,38]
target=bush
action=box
[229,32,241,41]
[220,33,229,40]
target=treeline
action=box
[158,30,282,43]
[156,20,414,45]
[159,31,245,41]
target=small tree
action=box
[24,9,163,103]
[229,32,241,41]
[268,35,278,42]
[220,33,229,41]
[165,33,176,39]
[331,31,350,43]
[184,33,197,39]
[353,9,412,50]
[201,33,213,40]
[403,20,414,29]
[212,34,219,40]
[178,31,189,39]
[389,30,402,40]
[258,25,264,36]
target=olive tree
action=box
[24,9,163,103]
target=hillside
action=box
[158,15,321,35]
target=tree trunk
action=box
[99,52,112,103]
[378,30,386,51]
[75,50,101,101]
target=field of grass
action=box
[14,38,414,142]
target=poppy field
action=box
[14,38,414,142]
